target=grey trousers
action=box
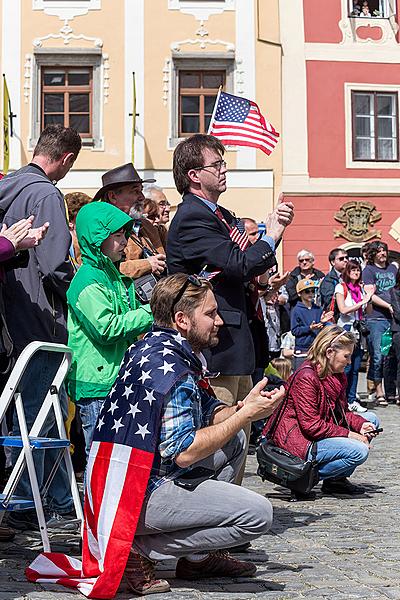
[134,430,273,561]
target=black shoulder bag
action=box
[256,367,319,494]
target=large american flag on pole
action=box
[208,91,279,156]
[26,329,200,599]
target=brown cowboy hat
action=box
[93,163,156,201]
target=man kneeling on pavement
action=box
[97,273,285,595]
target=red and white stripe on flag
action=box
[209,91,280,156]
[26,440,154,599]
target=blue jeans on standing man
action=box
[345,343,363,405]
[307,411,379,480]
[366,318,391,382]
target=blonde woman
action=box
[264,326,379,497]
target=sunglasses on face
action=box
[299,258,312,263]
[337,256,348,262]
[302,289,315,294]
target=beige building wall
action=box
[0,0,283,239]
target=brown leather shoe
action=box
[124,549,171,595]
[176,550,257,580]
[0,525,16,542]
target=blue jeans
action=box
[307,411,379,480]
[367,318,391,382]
[345,343,363,404]
[12,351,73,514]
[76,397,105,457]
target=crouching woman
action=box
[264,326,379,497]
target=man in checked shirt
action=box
[123,274,285,595]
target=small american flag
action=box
[208,91,279,156]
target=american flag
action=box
[230,219,250,252]
[208,91,279,156]
[26,329,197,599]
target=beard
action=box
[129,205,144,220]
[186,322,220,354]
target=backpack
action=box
[329,282,348,323]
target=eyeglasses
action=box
[171,274,203,318]
[158,201,171,207]
[194,160,227,172]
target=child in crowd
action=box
[67,202,153,458]
[65,191,91,267]
[270,357,292,382]
[291,279,333,371]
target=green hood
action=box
[76,201,133,266]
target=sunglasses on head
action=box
[171,275,203,319]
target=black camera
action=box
[353,320,370,337]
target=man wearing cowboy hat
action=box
[94,163,166,278]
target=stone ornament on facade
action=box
[32,0,101,21]
[168,0,235,21]
[171,20,235,52]
[334,200,382,242]
[33,21,103,48]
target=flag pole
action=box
[207,85,222,134]
[131,72,136,163]
[2,74,10,175]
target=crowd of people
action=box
[0,125,388,594]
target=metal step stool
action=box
[0,341,83,551]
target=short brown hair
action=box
[173,134,225,195]
[65,192,92,224]
[33,125,82,162]
[150,273,212,328]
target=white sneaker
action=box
[348,401,367,413]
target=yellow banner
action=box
[3,75,10,175]
[131,72,136,164]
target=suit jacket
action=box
[120,218,164,279]
[167,193,276,375]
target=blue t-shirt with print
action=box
[363,263,398,319]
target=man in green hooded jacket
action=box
[66,202,153,457]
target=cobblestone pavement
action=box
[0,404,399,600]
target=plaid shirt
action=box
[147,373,222,494]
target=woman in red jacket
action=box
[265,325,379,496]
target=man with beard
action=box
[94,163,166,278]
[101,273,284,594]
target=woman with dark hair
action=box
[264,326,380,499]
[335,260,373,412]
[362,241,397,405]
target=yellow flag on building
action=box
[3,75,10,175]
[131,72,136,164]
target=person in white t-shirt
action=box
[334,260,374,413]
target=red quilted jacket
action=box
[263,361,368,460]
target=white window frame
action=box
[347,0,395,17]
[168,55,235,148]
[33,0,100,10]
[29,49,104,151]
[345,82,400,168]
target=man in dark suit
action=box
[167,134,294,480]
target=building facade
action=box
[281,0,400,271]
[0,0,282,225]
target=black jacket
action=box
[320,268,340,310]
[167,193,277,375]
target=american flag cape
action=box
[26,328,203,599]
[208,90,279,156]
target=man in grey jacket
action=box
[0,125,82,532]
